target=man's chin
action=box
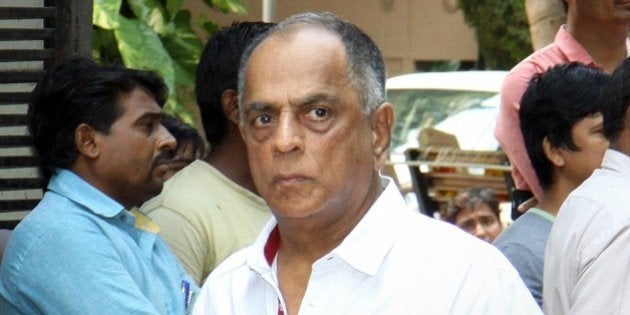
[152,163,172,182]
[138,182,165,205]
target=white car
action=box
[385,71,508,210]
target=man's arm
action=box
[0,226,167,314]
[451,248,543,314]
[495,67,544,200]
[494,241,543,306]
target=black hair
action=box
[602,57,630,146]
[195,21,275,145]
[28,57,167,180]
[520,62,609,190]
[443,188,501,224]
[161,114,206,160]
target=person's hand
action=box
[517,197,538,213]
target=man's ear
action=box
[371,102,394,171]
[74,123,100,159]
[221,89,240,125]
[542,137,564,167]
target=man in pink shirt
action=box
[495,0,629,215]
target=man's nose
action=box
[272,113,303,154]
[157,124,177,152]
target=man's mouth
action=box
[274,174,309,185]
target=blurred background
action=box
[0,0,566,226]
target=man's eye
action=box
[145,120,158,132]
[307,107,329,120]
[254,114,272,125]
[458,221,475,232]
[479,216,496,227]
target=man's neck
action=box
[274,174,383,315]
[567,20,628,73]
[204,134,257,194]
[538,175,588,217]
[611,127,630,156]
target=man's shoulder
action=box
[204,245,253,280]
[142,160,269,224]
[567,170,630,217]
[11,192,99,240]
[494,215,550,271]
[394,213,508,265]
[141,161,222,212]
[556,168,630,229]
[504,43,570,85]
[494,211,552,247]
[1,198,115,284]
[550,174,630,256]
[162,160,219,193]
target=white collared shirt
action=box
[193,178,540,315]
[544,149,630,314]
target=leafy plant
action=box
[92,0,246,124]
[458,0,533,70]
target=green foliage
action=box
[93,0,246,124]
[458,0,533,70]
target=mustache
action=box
[153,149,175,166]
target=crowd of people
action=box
[0,1,629,313]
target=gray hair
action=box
[237,12,386,115]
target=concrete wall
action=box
[184,0,478,77]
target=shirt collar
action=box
[329,178,402,275]
[602,149,630,176]
[48,168,125,218]
[250,177,405,277]
[528,207,556,223]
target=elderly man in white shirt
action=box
[193,12,540,315]
[544,57,630,314]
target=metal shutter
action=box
[0,0,92,228]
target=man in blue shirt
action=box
[0,58,198,314]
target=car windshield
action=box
[388,89,498,150]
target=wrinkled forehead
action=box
[241,26,348,91]
[237,24,359,120]
[252,25,343,64]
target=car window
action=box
[388,89,497,149]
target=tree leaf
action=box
[94,0,249,128]
[195,15,220,35]
[221,0,247,14]
[203,0,246,14]
[114,16,176,103]
[165,0,184,20]
[127,0,168,34]
[161,9,203,85]
[458,0,532,69]
[92,28,121,64]
[93,0,122,30]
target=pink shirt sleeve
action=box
[495,63,544,200]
